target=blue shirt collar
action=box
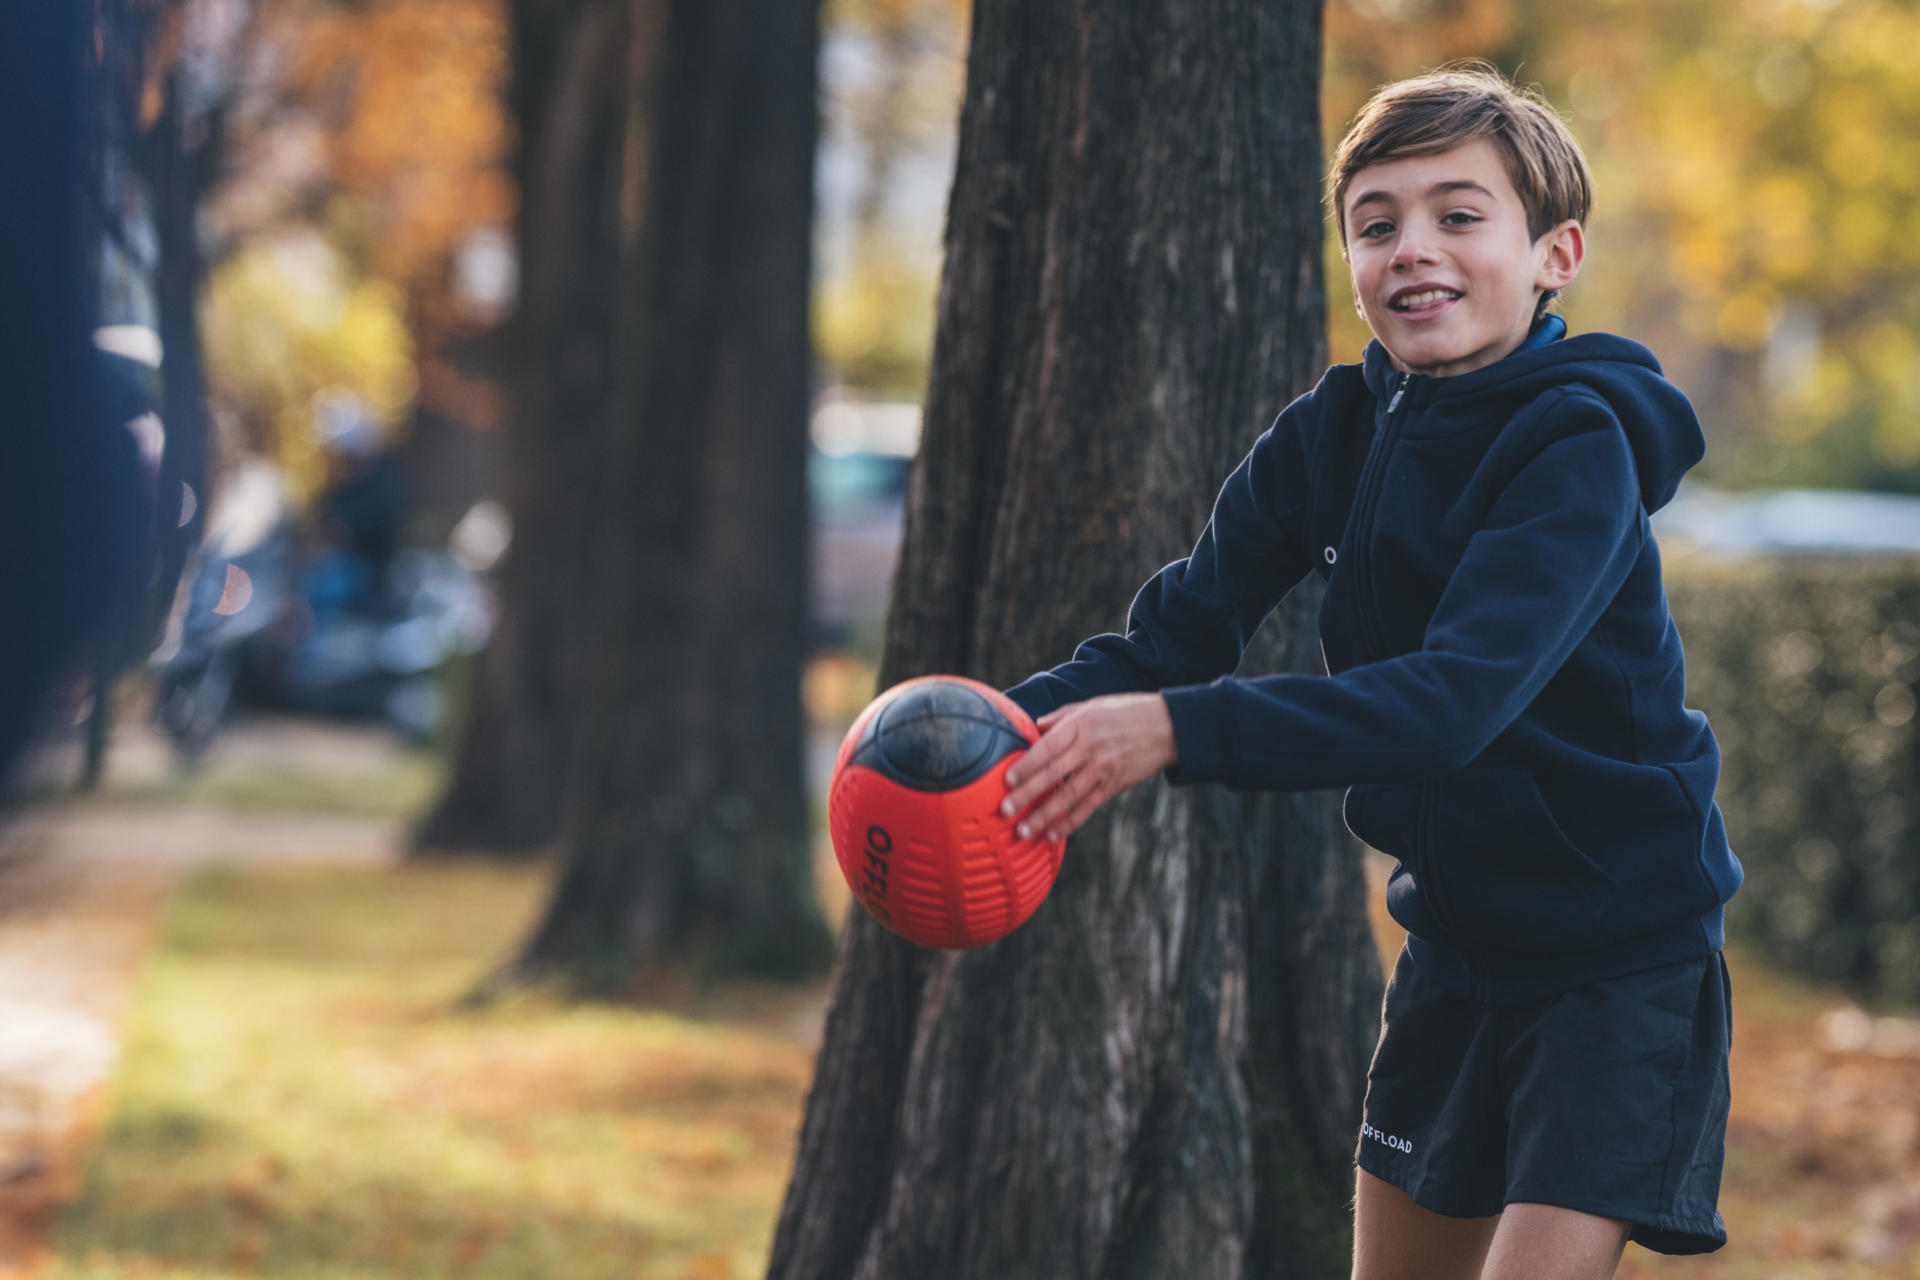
[1518,312,1568,353]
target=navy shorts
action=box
[1356,944,1732,1255]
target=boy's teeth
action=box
[1394,289,1458,309]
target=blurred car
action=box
[809,395,917,648]
[1653,483,1920,557]
[151,461,495,759]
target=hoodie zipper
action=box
[1365,384,1490,1000]
[1346,371,1414,660]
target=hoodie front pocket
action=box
[1425,768,1612,955]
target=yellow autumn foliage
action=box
[202,236,416,504]
[1324,0,1920,489]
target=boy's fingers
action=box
[1004,733,1051,791]
[1034,756,1114,834]
[1006,746,1091,834]
[1007,757,1082,830]
[1040,772,1113,843]
[1023,770,1086,839]
[1003,717,1078,798]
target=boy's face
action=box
[1342,138,1584,379]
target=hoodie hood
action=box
[1359,321,1705,513]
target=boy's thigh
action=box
[1482,1201,1631,1280]
[1352,1173,1632,1280]
[1351,1168,1497,1280]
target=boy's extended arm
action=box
[1161,391,1642,790]
[1004,392,1646,835]
[1002,400,1318,721]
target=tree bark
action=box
[769,1,1381,1276]
[412,0,630,855]
[491,0,834,984]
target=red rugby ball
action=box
[828,675,1065,949]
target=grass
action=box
[48,843,1920,1278]
[48,862,825,1280]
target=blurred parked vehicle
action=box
[1654,483,1920,557]
[809,395,917,649]
[151,459,495,760]
[252,541,492,742]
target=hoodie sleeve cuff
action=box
[1160,682,1235,786]
[1001,676,1059,725]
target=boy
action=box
[997,67,1740,1279]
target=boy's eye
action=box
[1442,211,1481,227]
[1357,220,1393,239]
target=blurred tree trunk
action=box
[140,80,216,643]
[768,1,1382,1277]
[412,0,629,854]
[479,0,833,983]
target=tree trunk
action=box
[413,0,630,855]
[493,0,834,985]
[768,2,1382,1276]
[139,72,220,656]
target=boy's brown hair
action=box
[1329,64,1594,250]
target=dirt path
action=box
[0,722,407,1278]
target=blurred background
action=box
[2,0,1919,1276]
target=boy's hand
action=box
[999,693,1178,843]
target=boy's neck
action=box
[1386,313,1565,380]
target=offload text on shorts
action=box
[1362,1122,1414,1154]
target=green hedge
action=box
[1665,554,1920,1001]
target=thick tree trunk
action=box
[413,0,629,855]
[769,2,1381,1276]
[494,0,834,984]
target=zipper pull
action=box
[1387,373,1409,414]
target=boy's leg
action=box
[1351,1168,1498,1280]
[1480,1202,1630,1280]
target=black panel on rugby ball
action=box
[851,681,1028,792]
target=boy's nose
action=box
[1391,237,1440,270]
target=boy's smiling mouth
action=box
[1390,286,1464,314]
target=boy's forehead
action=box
[1344,138,1519,215]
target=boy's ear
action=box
[1536,219,1585,293]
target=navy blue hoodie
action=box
[1004,320,1744,1001]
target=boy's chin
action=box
[1382,340,1469,376]
[1381,330,1522,378]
